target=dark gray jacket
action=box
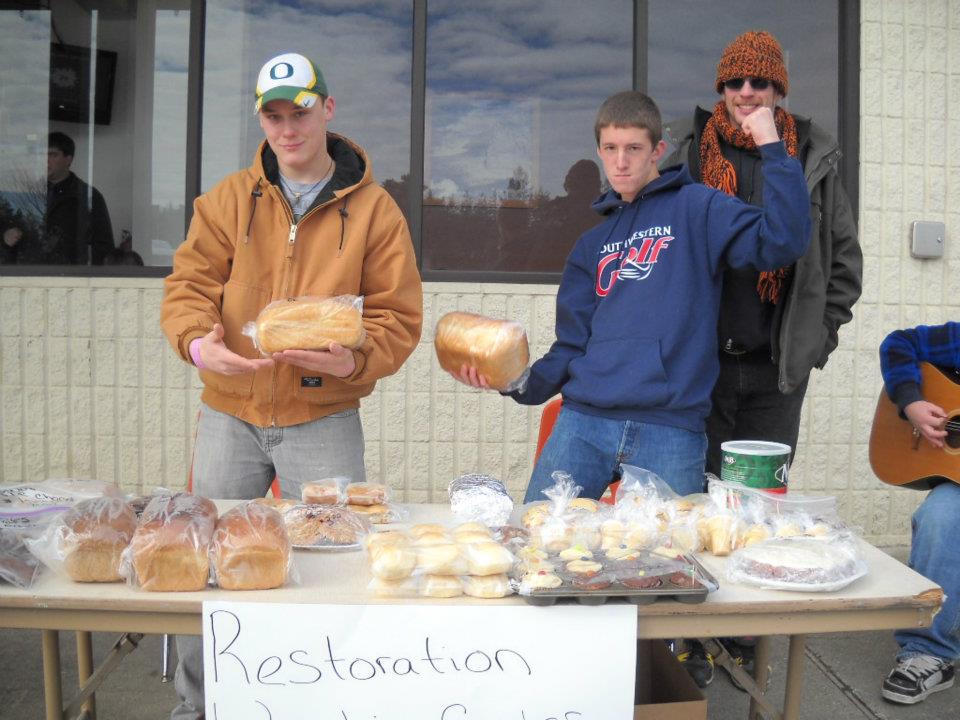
[664,110,862,393]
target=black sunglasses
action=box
[723,77,771,91]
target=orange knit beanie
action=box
[715,31,789,96]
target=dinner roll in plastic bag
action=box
[121,493,218,592]
[211,501,295,590]
[362,524,516,597]
[523,472,603,553]
[434,311,530,391]
[301,477,349,505]
[448,473,514,527]
[25,496,137,582]
[243,294,366,354]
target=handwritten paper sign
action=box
[203,602,637,719]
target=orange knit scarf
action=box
[699,101,799,303]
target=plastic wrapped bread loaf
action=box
[243,295,366,354]
[125,493,218,592]
[434,312,529,390]
[62,497,138,582]
[25,496,137,583]
[211,502,291,590]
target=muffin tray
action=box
[517,553,717,606]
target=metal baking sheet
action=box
[518,553,718,606]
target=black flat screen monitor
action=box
[49,43,117,125]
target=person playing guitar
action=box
[877,323,959,705]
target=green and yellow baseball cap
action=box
[254,52,328,113]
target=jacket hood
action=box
[591,165,694,215]
[249,132,372,199]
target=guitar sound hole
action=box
[947,415,960,449]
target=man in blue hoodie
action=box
[454,90,809,503]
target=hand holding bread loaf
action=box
[244,295,366,354]
[435,312,529,391]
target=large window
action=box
[0,0,856,280]
[0,1,191,270]
[420,0,631,274]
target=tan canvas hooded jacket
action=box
[161,133,422,427]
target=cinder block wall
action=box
[2,4,958,545]
[797,0,960,546]
[0,279,558,503]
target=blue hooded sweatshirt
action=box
[511,141,810,432]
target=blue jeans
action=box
[524,406,707,503]
[894,482,960,662]
[173,404,367,720]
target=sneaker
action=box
[882,655,955,704]
[677,641,715,688]
[720,638,758,691]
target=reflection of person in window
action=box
[5,132,116,264]
[496,160,601,272]
[541,158,602,249]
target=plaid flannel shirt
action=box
[879,322,960,413]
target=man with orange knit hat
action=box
[665,29,862,688]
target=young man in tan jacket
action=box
[160,52,422,720]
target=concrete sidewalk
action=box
[0,546,953,719]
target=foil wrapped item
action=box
[448,474,514,527]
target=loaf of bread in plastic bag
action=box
[434,312,529,390]
[245,295,365,354]
[62,497,138,582]
[211,502,291,590]
[127,494,218,592]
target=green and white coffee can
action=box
[719,440,790,492]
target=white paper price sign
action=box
[203,602,637,720]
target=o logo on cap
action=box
[270,62,294,80]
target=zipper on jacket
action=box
[269,362,279,427]
[270,190,341,424]
[286,223,298,255]
[278,223,298,299]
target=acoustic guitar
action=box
[869,362,960,489]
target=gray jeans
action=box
[172,403,366,720]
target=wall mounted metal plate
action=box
[910,221,945,259]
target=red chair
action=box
[534,396,564,462]
[534,397,620,504]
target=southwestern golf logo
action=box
[596,225,673,296]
